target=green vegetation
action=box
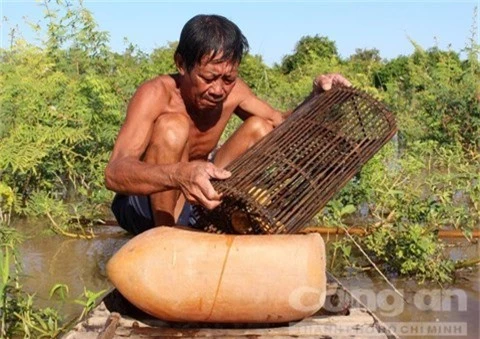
[1,0,478,290]
[0,226,62,338]
[0,223,107,337]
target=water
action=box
[338,239,480,339]
[15,220,130,320]
[340,270,479,339]
[12,220,480,338]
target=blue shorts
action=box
[111,194,196,235]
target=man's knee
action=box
[244,116,274,141]
[150,114,190,153]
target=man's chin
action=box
[200,100,221,110]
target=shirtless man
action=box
[105,14,351,234]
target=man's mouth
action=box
[204,96,224,105]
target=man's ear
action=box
[175,54,186,75]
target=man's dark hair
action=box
[175,14,249,72]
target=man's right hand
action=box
[173,161,231,209]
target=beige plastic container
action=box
[107,227,326,323]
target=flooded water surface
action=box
[16,220,129,320]
[341,268,479,339]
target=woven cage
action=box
[192,86,397,234]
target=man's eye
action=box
[200,75,214,83]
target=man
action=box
[105,14,351,235]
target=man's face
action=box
[180,53,239,111]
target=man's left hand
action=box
[313,73,352,94]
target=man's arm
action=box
[233,79,285,127]
[104,80,178,195]
[104,80,230,209]
[233,74,352,125]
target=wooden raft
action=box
[63,275,398,339]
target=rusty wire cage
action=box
[192,86,397,235]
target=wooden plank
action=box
[129,317,389,338]
[64,303,389,338]
[97,312,121,339]
[63,278,398,339]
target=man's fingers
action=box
[314,75,332,92]
[202,181,222,201]
[183,185,222,210]
[194,167,224,208]
[214,168,232,180]
[321,75,333,91]
[314,74,351,93]
[179,162,230,209]
[206,164,231,180]
[333,75,352,88]
[202,199,222,210]
[196,185,223,210]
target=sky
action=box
[1,0,478,66]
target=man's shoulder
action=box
[233,78,250,92]
[139,74,177,94]
[130,75,178,110]
[125,75,178,117]
[229,78,253,99]
[229,78,257,106]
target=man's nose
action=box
[209,81,224,98]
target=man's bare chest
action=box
[187,111,233,160]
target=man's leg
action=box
[143,113,190,226]
[214,116,274,168]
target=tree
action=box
[280,35,338,74]
[349,48,381,63]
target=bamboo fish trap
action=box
[192,86,397,234]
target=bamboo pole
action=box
[301,226,480,238]
[454,258,480,269]
[98,220,479,238]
